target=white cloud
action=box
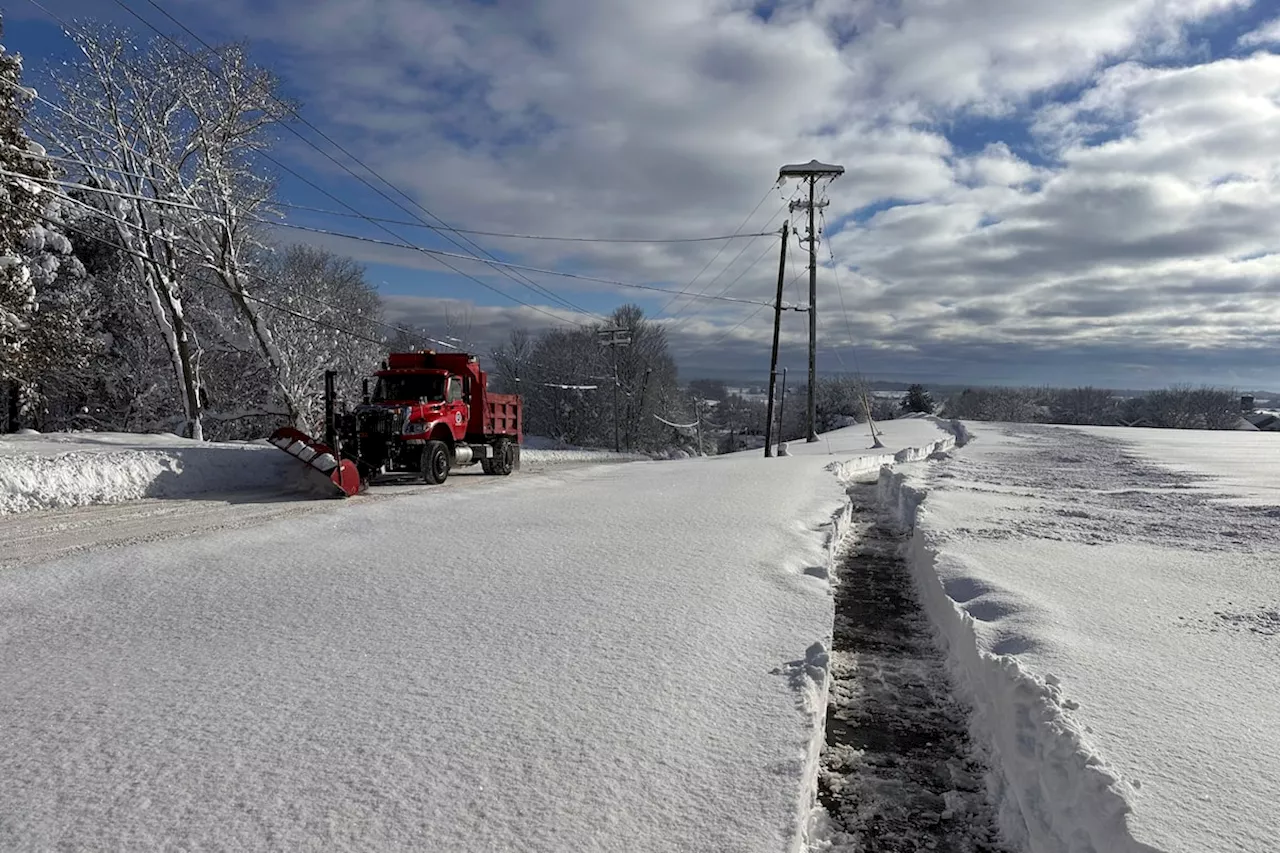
[1237,16,1280,47]
[137,0,1280,385]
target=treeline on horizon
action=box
[684,380,1254,440]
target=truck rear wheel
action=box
[492,438,516,476]
[422,439,450,485]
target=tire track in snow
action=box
[0,462,609,570]
[818,483,1009,853]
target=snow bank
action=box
[823,433,955,484]
[0,432,650,515]
[520,447,649,466]
[882,422,1280,853]
[879,465,1146,853]
[0,432,303,515]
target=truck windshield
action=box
[373,374,445,402]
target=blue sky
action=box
[9,0,1280,388]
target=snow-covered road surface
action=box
[0,420,954,851]
[0,458,645,570]
[887,423,1280,853]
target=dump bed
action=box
[482,393,522,443]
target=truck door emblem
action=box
[455,412,463,425]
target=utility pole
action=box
[323,369,338,450]
[777,367,788,446]
[694,399,704,456]
[597,326,632,453]
[764,220,790,457]
[629,367,652,451]
[779,159,844,442]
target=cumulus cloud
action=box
[64,0,1280,387]
[1237,16,1280,46]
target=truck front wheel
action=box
[422,439,450,485]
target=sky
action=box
[7,0,1280,388]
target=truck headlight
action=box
[404,419,429,435]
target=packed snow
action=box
[883,423,1280,853]
[0,419,954,851]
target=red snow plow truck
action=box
[269,351,521,496]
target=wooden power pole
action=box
[778,160,844,443]
[597,326,632,453]
[764,220,789,457]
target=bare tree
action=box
[1047,386,1117,425]
[251,245,382,430]
[608,304,678,451]
[34,29,290,439]
[1124,385,1237,430]
[946,387,1044,423]
[525,326,605,446]
[489,327,536,395]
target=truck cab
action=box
[337,351,521,485]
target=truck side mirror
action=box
[362,379,370,404]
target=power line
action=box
[660,183,803,333]
[16,201,391,347]
[8,201,637,390]
[23,135,785,320]
[677,222,813,361]
[10,170,780,311]
[678,303,772,360]
[654,414,700,429]
[820,208,866,377]
[656,183,783,317]
[17,189,464,351]
[17,85,595,327]
[124,0,614,321]
[33,0,596,325]
[10,144,439,350]
[23,5,793,328]
[19,63,777,326]
[28,150,777,245]
[60,206,604,388]
[21,153,736,388]
[662,232,784,336]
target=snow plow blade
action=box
[268,427,361,497]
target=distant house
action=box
[1242,411,1280,431]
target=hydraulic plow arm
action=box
[269,427,362,497]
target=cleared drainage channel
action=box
[818,483,1009,853]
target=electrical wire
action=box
[654,414,700,429]
[22,8,794,328]
[660,183,803,333]
[656,182,783,317]
[678,302,772,360]
[16,202,391,347]
[29,0,598,325]
[24,201,614,389]
[8,169,781,310]
[661,235,782,337]
[12,188,475,352]
[820,208,866,377]
[23,149,780,245]
[674,203,812,359]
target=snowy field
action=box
[885,423,1280,853]
[0,419,953,851]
